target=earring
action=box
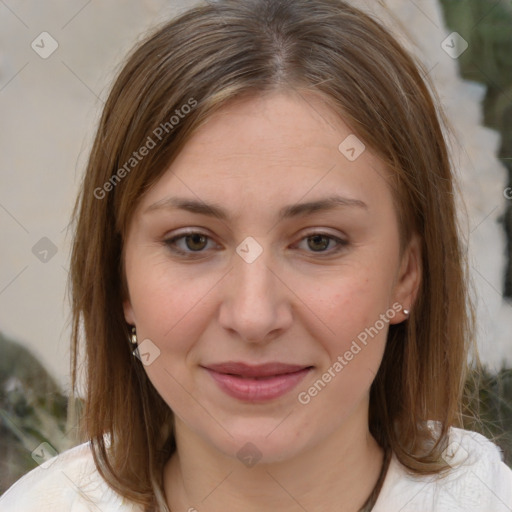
[403,309,410,316]
[130,326,138,345]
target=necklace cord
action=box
[358,446,392,512]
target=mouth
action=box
[201,361,313,402]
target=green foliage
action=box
[440,0,512,296]
[0,331,80,494]
[462,365,512,467]
[441,0,512,89]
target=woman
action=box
[1,0,511,510]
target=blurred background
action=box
[1,0,511,493]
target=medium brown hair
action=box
[69,0,480,509]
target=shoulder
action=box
[374,425,512,512]
[0,441,144,511]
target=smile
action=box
[201,362,313,402]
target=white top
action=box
[1,427,511,511]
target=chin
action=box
[204,421,311,467]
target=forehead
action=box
[137,90,393,219]
[178,90,358,164]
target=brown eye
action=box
[164,231,214,256]
[296,232,348,255]
[183,233,208,251]
[307,234,331,252]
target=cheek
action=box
[127,255,218,351]
[304,267,385,336]
[298,261,394,385]
[126,262,217,409]
[302,278,389,412]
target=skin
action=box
[122,90,421,512]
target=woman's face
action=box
[123,90,420,463]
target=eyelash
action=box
[162,230,348,258]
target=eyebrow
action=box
[144,195,368,221]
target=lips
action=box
[201,361,313,402]
[203,361,311,378]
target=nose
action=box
[218,242,293,344]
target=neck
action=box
[163,402,385,512]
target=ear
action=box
[121,251,136,325]
[123,297,136,326]
[389,232,422,324]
